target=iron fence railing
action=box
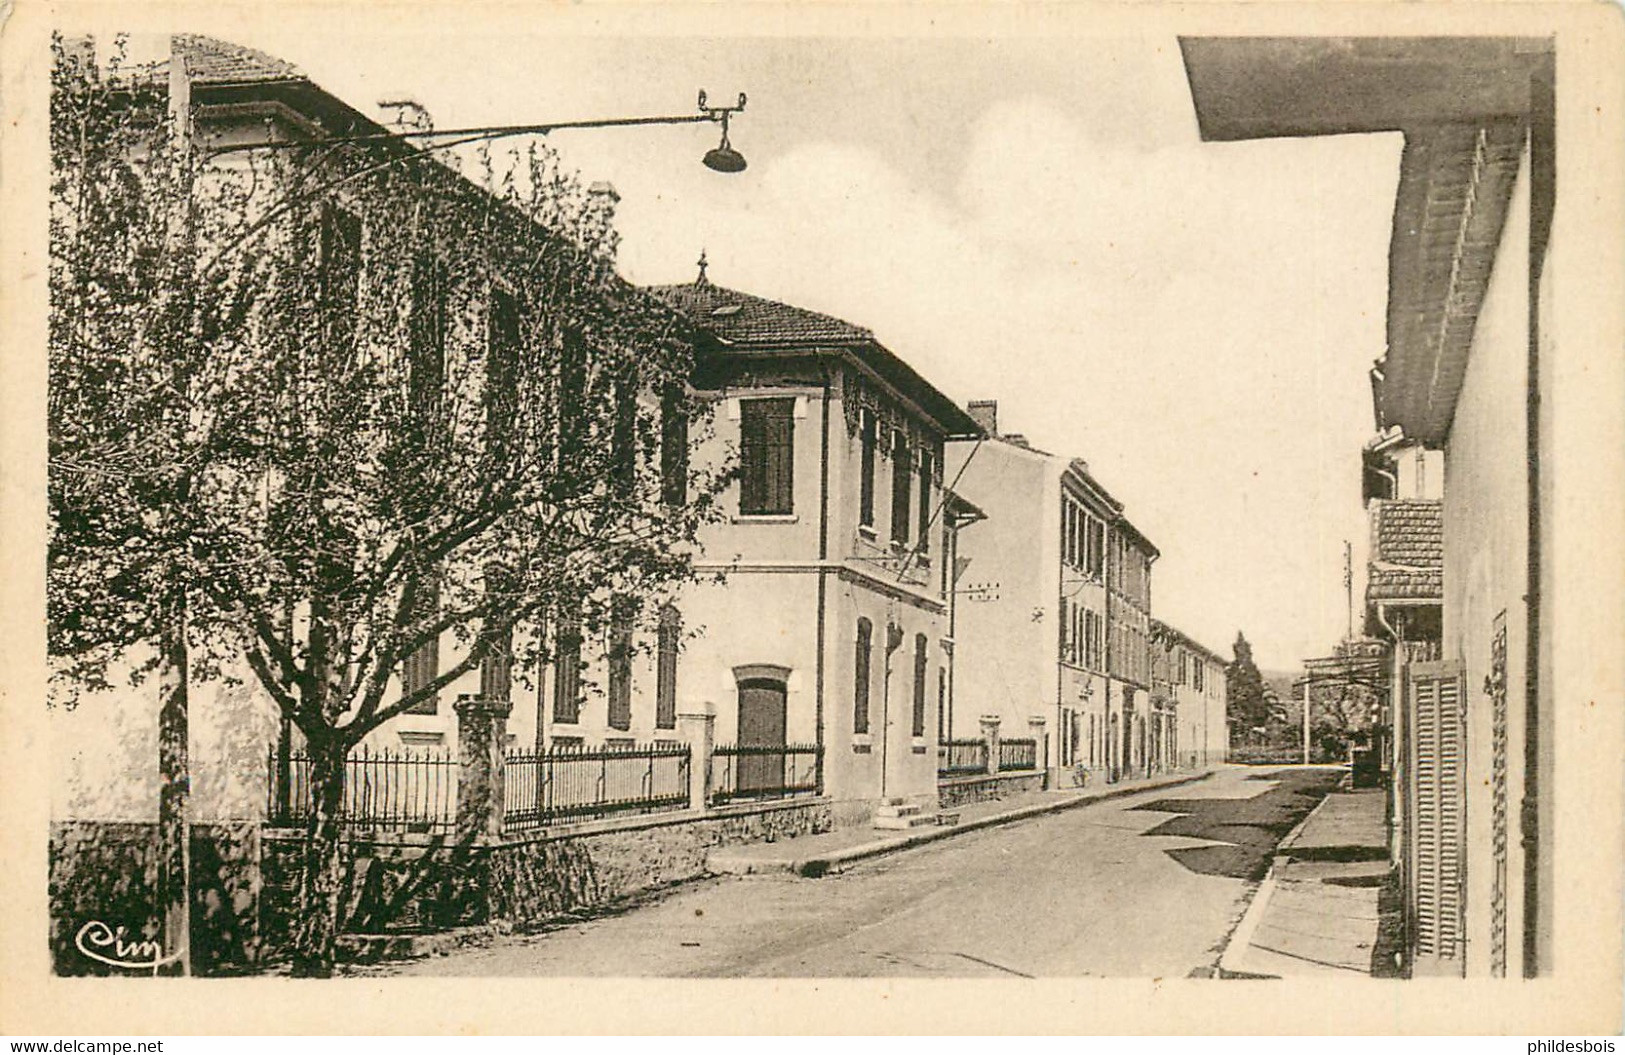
[998,737,1038,772]
[503,742,691,831]
[266,744,456,833]
[937,737,987,777]
[709,743,821,805]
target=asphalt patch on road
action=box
[1128,768,1343,881]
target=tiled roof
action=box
[648,281,873,347]
[132,35,307,87]
[1367,498,1443,601]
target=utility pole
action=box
[1344,539,1354,642]
[1302,673,1312,765]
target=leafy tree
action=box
[1225,631,1270,743]
[48,35,728,976]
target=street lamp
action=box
[210,88,750,172]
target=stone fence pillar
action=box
[980,714,1002,775]
[678,700,716,812]
[1027,714,1048,780]
[455,694,511,839]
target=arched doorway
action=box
[734,665,790,794]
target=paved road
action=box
[372,765,1343,978]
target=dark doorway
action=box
[737,677,788,794]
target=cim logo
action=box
[74,920,181,972]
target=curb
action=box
[1215,785,1339,978]
[731,769,1218,878]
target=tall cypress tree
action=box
[1226,631,1270,743]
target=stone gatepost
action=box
[677,700,716,812]
[980,714,1002,775]
[455,694,511,839]
[1027,714,1048,783]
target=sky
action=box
[204,23,1403,673]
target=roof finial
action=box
[695,249,709,286]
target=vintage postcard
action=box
[1,0,1621,1036]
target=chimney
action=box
[376,97,434,134]
[966,400,998,438]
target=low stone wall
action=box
[485,799,833,927]
[937,769,1047,808]
[51,797,835,973]
[49,821,262,976]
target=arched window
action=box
[911,633,928,737]
[853,618,873,734]
[656,605,681,730]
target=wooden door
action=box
[737,679,787,794]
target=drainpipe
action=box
[814,362,831,797]
[1524,68,1555,976]
[879,615,902,797]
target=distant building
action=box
[1150,620,1229,773]
[945,403,1163,786]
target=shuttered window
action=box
[485,284,524,468]
[740,398,795,515]
[916,448,933,554]
[911,633,928,737]
[655,605,680,730]
[401,575,441,715]
[859,409,877,530]
[660,385,689,508]
[890,431,912,546]
[853,618,872,735]
[1410,661,1466,973]
[552,613,582,725]
[607,601,634,731]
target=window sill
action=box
[733,513,799,524]
[857,524,878,541]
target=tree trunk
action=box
[289,735,347,978]
[155,590,190,976]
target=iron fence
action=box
[503,741,691,831]
[709,743,821,805]
[266,744,456,833]
[998,737,1038,772]
[937,737,987,777]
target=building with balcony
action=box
[641,270,985,824]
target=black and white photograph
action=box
[2,0,1622,1038]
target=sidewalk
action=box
[1218,782,1394,977]
[708,768,1216,878]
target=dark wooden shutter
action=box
[486,285,521,462]
[611,371,638,494]
[607,602,634,731]
[552,614,582,725]
[917,448,933,553]
[1410,661,1466,974]
[655,605,680,730]
[853,618,872,734]
[660,385,689,508]
[740,398,794,515]
[859,409,877,529]
[401,575,441,715]
[890,432,911,545]
[912,634,928,737]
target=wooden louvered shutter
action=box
[1409,661,1466,975]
